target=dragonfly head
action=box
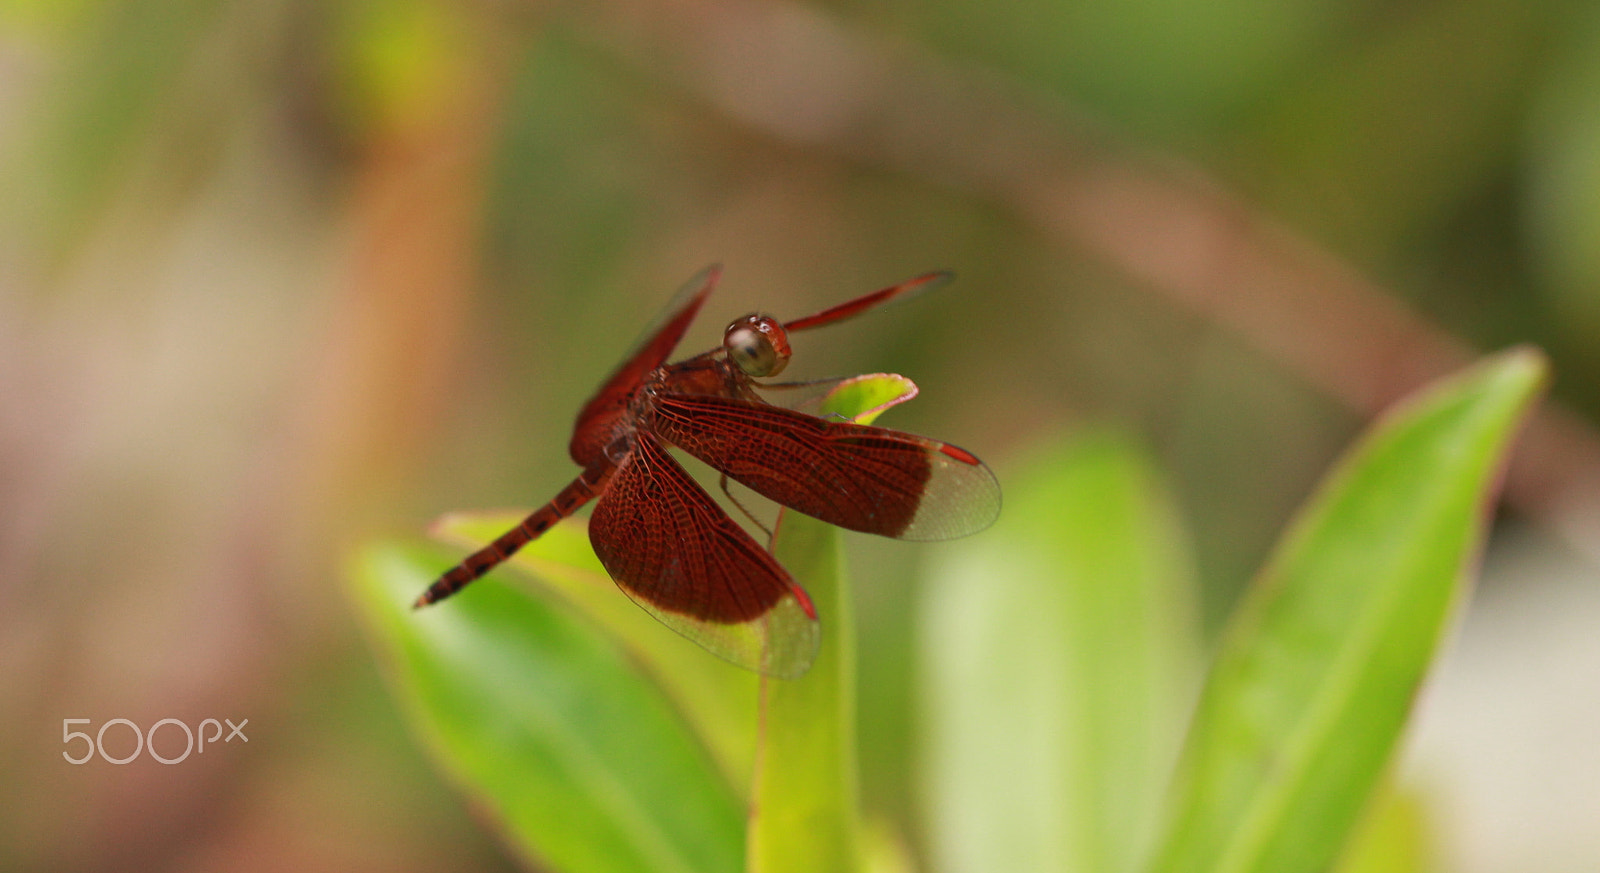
[724,314,791,378]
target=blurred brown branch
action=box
[580,0,1600,564]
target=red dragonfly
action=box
[415,267,1000,677]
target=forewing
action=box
[570,265,721,467]
[782,271,952,332]
[651,393,1001,541]
[588,432,819,678]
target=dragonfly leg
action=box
[719,472,775,543]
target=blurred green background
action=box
[3,0,1598,870]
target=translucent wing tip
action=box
[619,584,822,679]
[900,442,1002,541]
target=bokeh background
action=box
[3,0,1599,870]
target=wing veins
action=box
[592,433,792,623]
[650,393,939,537]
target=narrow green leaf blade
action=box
[920,431,1199,873]
[348,539,745,873]
[1147,348,1548,873]
[748,511,860,873]
[429,514,760,790]
[748,373,917,873]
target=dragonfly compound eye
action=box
[725,315,790,377]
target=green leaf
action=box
[919,430,1199,873]
[1331,782,1435,873]
[748,510,860,872]
[429,514,760,791]
[1146,348,1548,873]
[347,540,745,873]
[748,373,917,873]
[820,373,921,426]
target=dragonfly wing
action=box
[588,432,820,678]
[651,393,1000,541]
[782,271,952,332]
[570,266,721,467]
